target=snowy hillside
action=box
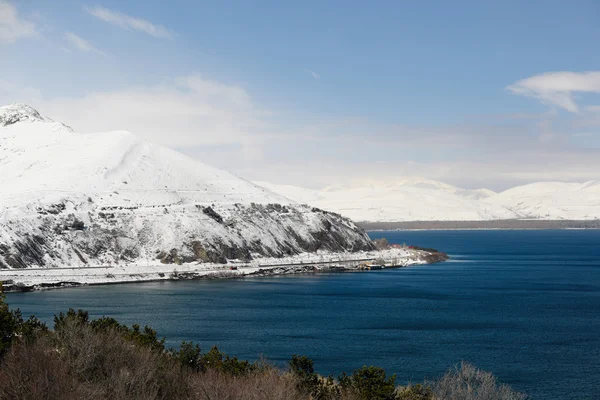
[256,180,516,222]
[0,104,373,269]
[258,179,600,222]
[484,181,600,220]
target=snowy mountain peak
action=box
[0,104,48,126]
[0,104,73,132]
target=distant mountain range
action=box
[256,178,600,222]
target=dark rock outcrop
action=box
[0,201,374,269]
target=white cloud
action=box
[0,1,36,44]
[507,71,600,113]
[308,70,320,79]
[85,6,173,39]
[64,32,105,55]
[26,75,267,150]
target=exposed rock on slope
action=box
[0,104,373,269]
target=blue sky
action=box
[1,0,600,190]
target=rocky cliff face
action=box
[0,200,373,269]
[0,104,374,269]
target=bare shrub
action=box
[0,337,82,400]
[191,367,305,400]
[429,362,527,400]
[396,383,433,400]
[52,318,193,400]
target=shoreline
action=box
[1,248,449,293]
[367,227,600,232]
[359,219,600,231]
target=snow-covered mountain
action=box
[485,181,600,220]
[0,104,373,269]
[257,178,600,222]
[256,179,513,222]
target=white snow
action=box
[257,178,600,222]
[0,104,289,209]
[484,181,600,220]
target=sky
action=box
[1,0,600,191]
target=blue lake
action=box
[5,230,600,399]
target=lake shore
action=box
[0,247,448,292]
[359,219,600,231]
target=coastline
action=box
[359,219,600,231]
[0,248,448,292]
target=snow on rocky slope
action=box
[0,104,374,270]
[258,179,600,222]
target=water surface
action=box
[6,230,600,399]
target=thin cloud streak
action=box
[85,6,173,39]
[0,1,36,43]
[64,32,105,55]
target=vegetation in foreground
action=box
[0,291,526,400]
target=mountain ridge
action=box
[0,105,374,270]
[257,179,600,222]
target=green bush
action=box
[0,291,47,357]
[0,291,19,356]
[127,324,166,351]
[339,365,397,400]
[18,314,48,344]
[171,342,256,376]
[53,308,89,331]
[288,354,339,400]
[201,345,254,376]
[289,354,318,390]
[171,340,203,371]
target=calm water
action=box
[5,230,600,399]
